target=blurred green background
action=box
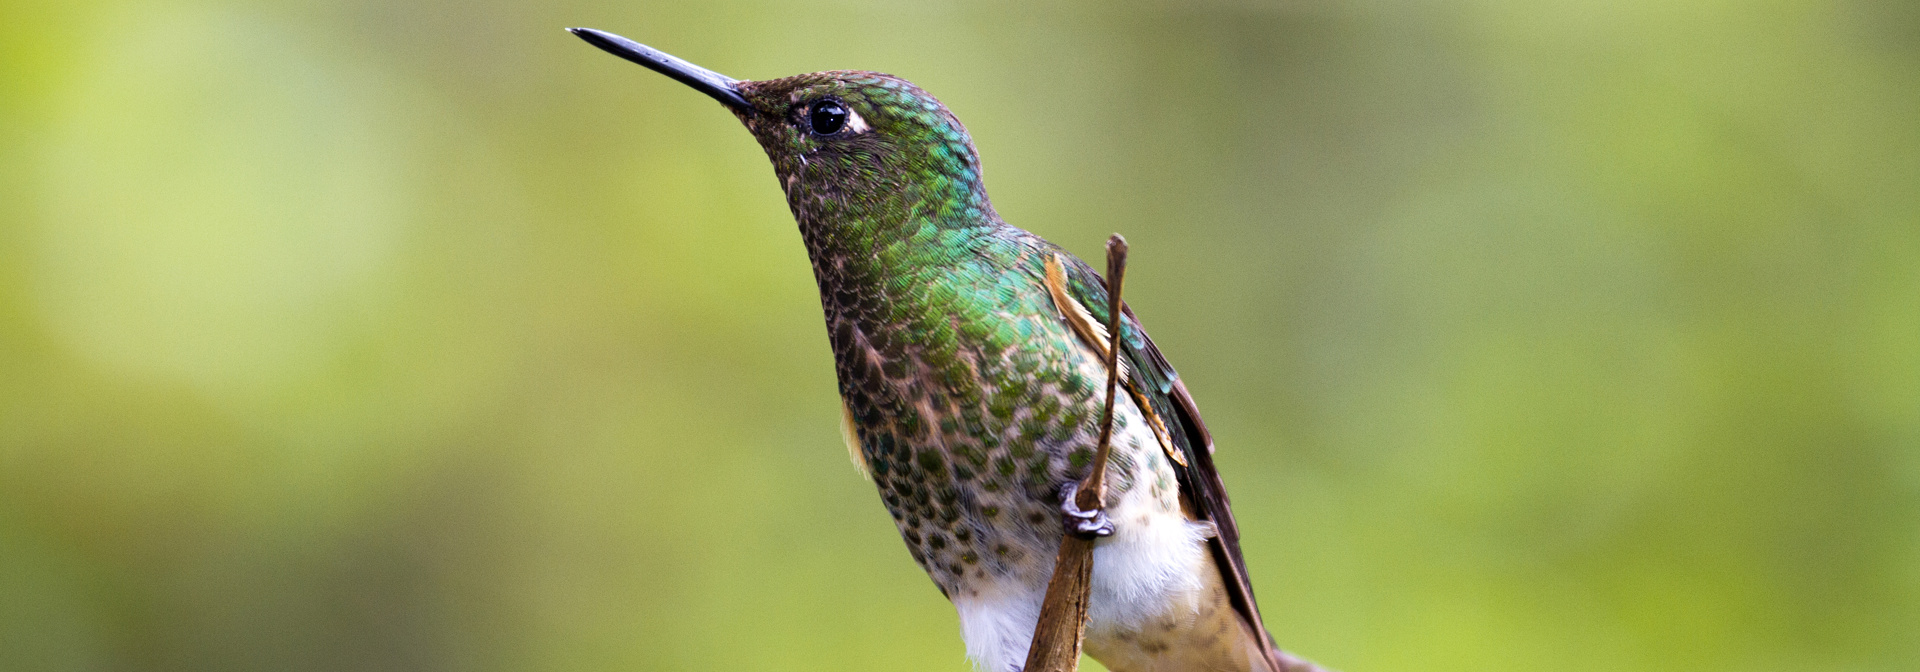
[2,1,1916,671]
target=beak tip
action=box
[566,27,612,48]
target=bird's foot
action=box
[1057,482,1114,539]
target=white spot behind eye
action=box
[844,108,870,134]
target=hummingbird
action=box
[570,27,1326,672]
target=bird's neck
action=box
[785,162,1005,307]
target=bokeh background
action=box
[2,1,1916,671]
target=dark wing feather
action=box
[1055,254,1287,670]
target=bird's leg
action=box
[1057,481,1114,539]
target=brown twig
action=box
[1082,235,1128,511]
[1022,235,1129,672]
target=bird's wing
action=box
[1047,248,1288,671]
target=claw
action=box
[1058,482,1114,539]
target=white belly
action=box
[948,408,1213,672]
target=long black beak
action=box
[568,27,754,113]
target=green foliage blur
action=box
[2,1,1915,670]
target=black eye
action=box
[808,99,849,135]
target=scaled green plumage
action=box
[730,69,1287,667]
[569,27,1323,672]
